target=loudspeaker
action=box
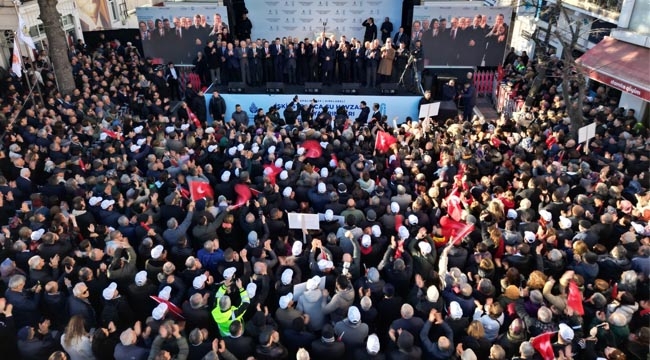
[380,83,399,95]
[304,82,323,94]
[228,82,246,93]
[266,82,285,93]
[341,82,361,94]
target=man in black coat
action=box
[362,18,377,43]
[209,91,226,124]
[310,324,345,360]
[224,319,255,360]
[126,271,157,323]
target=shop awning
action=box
[576,36,650,101]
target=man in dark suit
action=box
[352,39,365,83]
[209,91,226,123]
[165,62,181,101]
[380,17,394,44]
[224,320,255,360]
[362,17,377,43]
[445,17,461,65]
[320,39,336,86]
[271,38,285,82]
[460,82,476,121]
[250,42,263,86]
[371,103,382,123]
[261,41,274,83]
[394,27,409,48]
[308,40,321,82]
[466,15,487,66]
[355,101,370,125]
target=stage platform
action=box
[204,82,423,125]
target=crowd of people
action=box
[0,6,649,360]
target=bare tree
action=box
[36,0,75,95]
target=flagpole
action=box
[12,0,42,106]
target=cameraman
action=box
[298,97,316,125]
[411,40,424,94]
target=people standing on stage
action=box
[362,17,377,43]
[286,43,298,85]
[250,41,263,86]
[320,39,336,86]
[460,81,476,121]
[378,38,395,83]
[271,38,285,82]
[410,20,422,49]
[394,27,409,49]
[237,40,252,85]
[205,40,220,85]
[224,42,240,84]
[309,40,321,82]
[237,10,253,41]
[262,40,274,83]
[352,39,365,84]
[365,41,379,88]
[394,42,409,84]
[380,17,393,44]
[297,40,310,85]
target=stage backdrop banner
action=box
[203,93,421,125]
[136,4,229,64]
[413,3,513,67]
[246,0,403,42]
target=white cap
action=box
[165,126,175,134]
[129,144,140,152]
[317,259,333,271]
[251,143,259,153]
[408,214,418,225]
[418,241,432,255]
[296,147,305,155]
[325,209,334,221]
[221,171,231,183]
[208,145,219,153]
[180,124,189,131]
[449,301,463,319]
[205,127,215,134]
[394,167,404,175]
[158,286,172,301]
[99,133,108,141]
[237,143,245,152]
[461,348,477,360]
[152,303,168,320]
[524,231,536,243]
[267,145,276,154]
[193,274,207,289]
[507,209,518,219]
[133,125,143,134]
[151,245,164,259]
[318,183,327,193]
[291,241,303,256]
[246,282,257,298]
[307,276,321,290]
[281,268,293,285]
[539,209,552,222]
[361,234,372,248]
[391,202,400,214]
[223,267,236,279]
[31,229,45,241]
[285,161,293,170]
[320,167,329,178]
[135,271,147,286]
[348,306,361,323]
[558,323,574,341]
[367,334,380,353]
[88,196,103,206]
[372,225,381,237]
[274,158,283,168]
[280,171,289,181]
[398,226,410,240]
[282,186,292,197]
[279,292,293,309]
[102,282,118,300]
[559,216,572,230]
[137,138,147,146]
[329,158,338,168]
[426,285,440,302]
[100,199,115,210]
[228,147,237,156]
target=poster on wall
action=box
[413,3,513,67]
[77,0,112,31]
[136,4,229,64]
[246,0,403,42]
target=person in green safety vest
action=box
[211,270,250,337]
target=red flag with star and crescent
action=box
[234,183,262,208]
[301,140,323,159]
[531,332,555,360]
[567,280,585,315]
[375,131,397,153]
[189,180,214,201]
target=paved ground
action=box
[475,96,500,120]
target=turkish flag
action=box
[567,280,584,315]
[491,136,502,148]
[375,131,397,153]
[610,282,618,301]
[234,183,261,208]
[150,296,185,319]
[446,194,463,222]
[189,180,214,201]
[301,140,323,158]
[187,107,202,128]
[263,164,283,185]
[440,216,474,246]
[531,332,555,360]
[177,185,191,200]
